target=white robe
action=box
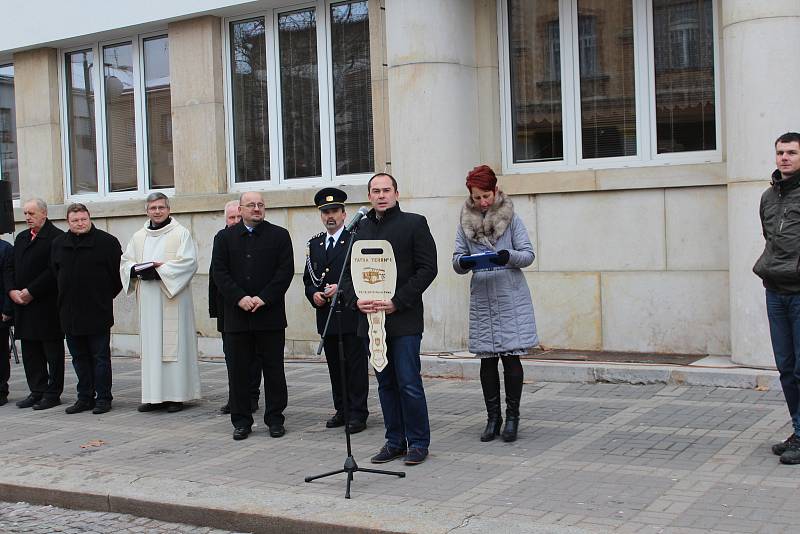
[120,218,201,403]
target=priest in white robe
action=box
[120,192,201,413]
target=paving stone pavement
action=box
[0,501,247,534]
[0,357,798,533]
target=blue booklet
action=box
[462,251,499,271]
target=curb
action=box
[0,460,591,534]
[418,356,781,390]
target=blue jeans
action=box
[66,332,113,403]
[372,334,430,450]
[766,290,800,436]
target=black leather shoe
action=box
[326,412,345,428]
[65,400,94,414]
[268,424,286,438]
[166,402,184,413]
[137,402,163,412]
[772,434,800,456]
[0,395,8,406]
[370,444,406,464]
[32,397,61,411]
[233,427,251,441]
[347,420,367,434]
[92,402,112,414]
[16,394,41,409]
[219,403,231,415]
[404,448,428,465]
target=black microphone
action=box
[345,206,369,232]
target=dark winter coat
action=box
[4,219,64,340]
[0,240,13,325]
[342,204,438,338]
[754,170,800,293]
[208,227,225,333]
[211,220,294,333]
[51,225,123,336]
[303,228,360,335]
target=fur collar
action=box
[460,190,514,248]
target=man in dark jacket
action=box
[754,131,800,466]
[0,238,13,406]
[303,187,369,433]
[4,198,64,410]
[210,200,261,415]
[212,191,294,441]
[342,173,438,465]
[51,203,122,414]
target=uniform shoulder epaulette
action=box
[307,231,325,244]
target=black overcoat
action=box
[4,219,64,340]
[211,220,294,333]
[302,228,359,335]
[0,240,14,321]
[342,204,438,338]
[51,225,123,336]
[208,227,226,333]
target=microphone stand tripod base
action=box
[305,455,406,499]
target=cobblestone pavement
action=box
[0,501,247,533]
[0,357,798,533]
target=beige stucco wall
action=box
[6,1,749,361]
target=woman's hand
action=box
[490,249,510,266]
[458,257,476,270]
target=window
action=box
[501,0,719,172]
[61,33,174,198]
[0,64,19,199]
[226,0,374,188]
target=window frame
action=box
[497,0,722,175]
[0,60,20,203]
[58,29,175,201]
[222,0,374,193]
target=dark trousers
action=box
[0,326,9,397]
[20,338,65,401]
[222,332,261,403]
[766,289,800,436]
[373,334,430,450]
[226,330,287,429]
[65,332,113,404]
[323,332,369,423]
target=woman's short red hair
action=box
[465,165,497,193]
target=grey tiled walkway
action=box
[0,357,797,533]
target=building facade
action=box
[1,0,797,368]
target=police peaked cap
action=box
[314,187,347,210]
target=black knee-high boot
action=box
[479,358,502,442]
[501,356,523,442]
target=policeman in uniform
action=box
[303,187,369,433]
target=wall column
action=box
[384,0,480,198]
[725,1,800,366]
[168,16,227,195]
[13,48,63,205]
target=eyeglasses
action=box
[243,203,265,209]
[147,205,169,212]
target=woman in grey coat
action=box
[452,165,538,442]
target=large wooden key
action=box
[351,240,396,372]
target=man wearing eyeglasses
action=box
[209,200,262,416]
[212,191,294,441]
[120,192,201,414]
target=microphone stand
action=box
[304,222,405,498]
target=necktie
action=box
[326,236,335,258]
